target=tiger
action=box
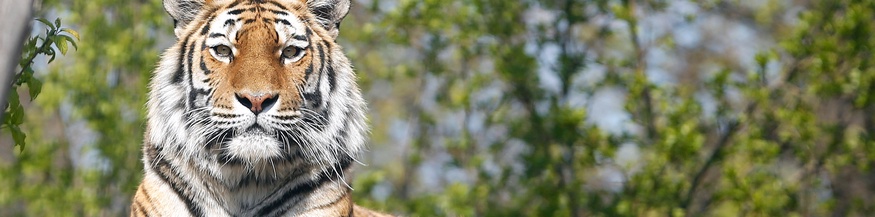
[130,0,390,216]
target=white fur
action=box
[140,0,366,215]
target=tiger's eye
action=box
[213,45,232,58]
[282,46,300,59]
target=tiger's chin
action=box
[224,128,282,164]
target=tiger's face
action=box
[149,0,366,177]
[199,2,327,162]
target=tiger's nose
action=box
[235,92,278,115]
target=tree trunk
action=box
[0,0,34,122]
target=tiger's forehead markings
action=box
[199,1,306,44]
[270,6,307,46]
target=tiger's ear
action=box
[306,0,350,39]
[164,0,231,38]
[164,0,207,38]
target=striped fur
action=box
[132,0,389,216]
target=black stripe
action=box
[186,40,198,109]
[209,33,225,38]
[224,19,235,27]
[303,58,314,80]
[213,113,240,118]
[323,38,332,49]
[316,42,327,94]
[292,35,306,41]
[148,145,205,217]
[200,16,216,35]
[172,32,194,84]
[200,60,211,75]
[275,115,298,121]
[274,29,280,44]
[226,0,242,8]
[317,43,326,74]
[269,9,288,16]
[228,9,246,15]
[200,42,212,75]
[255,169,342,216]
[276,19,291,26]
[134,200,150,217]
[200,41,207,52]
[302,92,322,110]
[152,163,204,217]
[140,186,155,205]
[303,43,325,108]
[336,156,353,172]
[266,1,288,10]
[325,45,337,92]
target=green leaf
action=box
[27,78,42,100]
[7,89,19,110]
[59,35,78,51]
[62,28,80,40]
[10,102,24,126]
[19,66,34,85]
[54,18,61,30]
[55,35,68,55]
[10,125,25,151]
[36,18,54,30]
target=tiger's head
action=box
[147,0,366,182]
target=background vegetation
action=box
[2,0,875,216]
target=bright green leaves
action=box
[28,18,79,63]
[3,17,78,152]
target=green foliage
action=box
[2,0,875,216]
[3,17,78,151]
[0,0,163,215]
[347,0,875,216]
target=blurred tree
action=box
[347,0,875,216]
[0,0,164,215]
[2,0,875,216]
